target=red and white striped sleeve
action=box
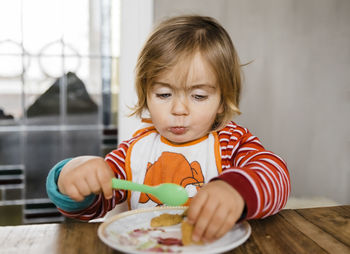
[217,121,291,219]
[58,137,136,221]
[105,140,131,202]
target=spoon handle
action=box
[112,178,154,194]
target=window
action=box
[0,0,120,224]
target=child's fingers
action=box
[202,205,228,241]
[97,165,114,199]
[85,173,102,194]
[77,178,94,197]
[66,185,85,202]
[186,191,208,224]
[191,198,218,242]
[192,205,216,242]
[214,210,238,239]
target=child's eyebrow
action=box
[153,82,216,90]
[152,82,171,87]
[190,84,217,90]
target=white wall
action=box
[154,0,350,204]
[118,0,154,141]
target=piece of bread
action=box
[150,213,183,227]
[181,220,202,246]
[150,210,203,246]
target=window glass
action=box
[0,0,120,224]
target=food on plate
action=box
[181,220,203,246]
[150,213,184,227]
[181,220,193,246]
[150,210,203,246]
[157,237,183,246]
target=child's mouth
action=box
[169,127,187,135]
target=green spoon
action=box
[112,178,189,206]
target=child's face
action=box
[147,52,223,144]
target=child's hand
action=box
[57,156,115,201]
[186,180,245,243]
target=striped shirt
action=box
[58,121,290,220]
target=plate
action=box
[98,206,251,254]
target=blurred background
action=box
[0,0,349,225]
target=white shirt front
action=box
[125,130,222,209]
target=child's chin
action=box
[168,136,197,145]
[165,135,190,145]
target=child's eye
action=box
[192,94,208,101]
[156,93,171,99]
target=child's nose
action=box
[171,97,189,116]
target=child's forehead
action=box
[154,51,217,86]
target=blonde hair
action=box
[132,15,242,130]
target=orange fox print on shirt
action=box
[139,152,205,206]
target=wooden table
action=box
[0,205,349,254]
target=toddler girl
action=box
[47,15,290,243]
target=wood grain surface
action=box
[0,205,349,254]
